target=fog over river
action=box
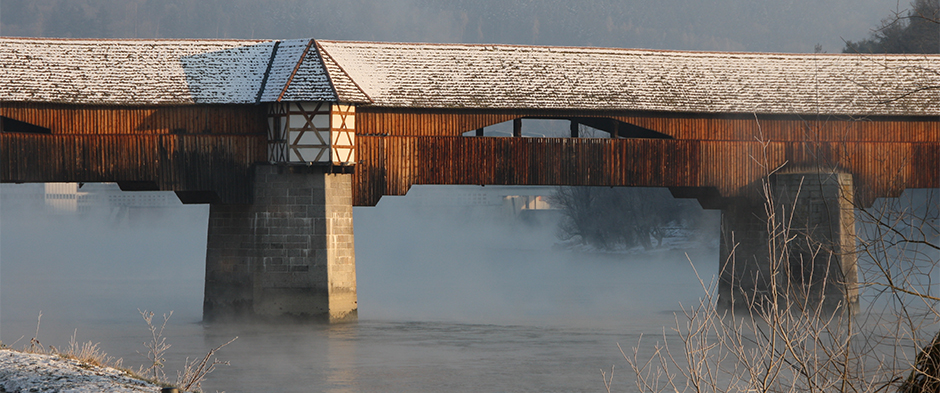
[0,184,719,392]
[0,1,935,390]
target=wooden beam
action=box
[513,118,522,137]
[570,120,578,138]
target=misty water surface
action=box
[0,183,722,392]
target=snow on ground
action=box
[0,349,159,392]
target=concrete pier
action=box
[203,165,357,323]
[718,172,858,311]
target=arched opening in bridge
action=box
[461,119,577,137]
[461,117,670,139]
[1,116,51,134]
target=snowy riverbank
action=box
[0,349,159,392]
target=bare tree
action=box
[844,0,940,54]
[622,9,940,391]
[550,187,696,251]
[622,123,939,393]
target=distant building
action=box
[43,182,83,213]
[1,182,176,214]
[391,185,560,225]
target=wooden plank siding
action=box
[352,136,938,207]
[357,107,940,142]
[352,109,940,207]
[1,103,266,135]
[2,104,936,207]
[0,104,267,203]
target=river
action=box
[0,185,719,392]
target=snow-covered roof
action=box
[316,40,940,116]
[257,38,313,102]
[259,38,338,102]
[0,38,272,104]
[0,37,338,105]
[3,37,939,116]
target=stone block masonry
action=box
[204,164,357,323]
[718,172,857,312]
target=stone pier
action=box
[718,172,858,311]
[203,164,357,323]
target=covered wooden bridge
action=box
[2,37,938,321]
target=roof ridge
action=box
[0,37,277,46]
[312,40,340,102]
[316,39,940,58]
[277,38,314,102]
[255,41,280,104]
[0,36,270,43]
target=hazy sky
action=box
[0,0,913,53]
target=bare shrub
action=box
[623,118,939,393]
[176,336,238,392]
[138,309,173,381]
[28,311,44,353]
[136,309,237,392]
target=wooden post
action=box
[513,118,522,137]
[570,120,578,138]
[476,127,484,136]
[610,121,618,138]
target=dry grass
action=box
[4,313,143,381]
[3,309,236,393]
[57,329,124,369]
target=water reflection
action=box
[326,324,358,393]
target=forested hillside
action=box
[844,0,939,53]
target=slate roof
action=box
[257,38,313,102]
[259,38,338,102]
[0,37,339,105]
[2,37,939,116]
[316,40,940,116]
[0,38,273,105]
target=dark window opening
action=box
[1,116,52,134]
[117,181,160,192]
[569,118,671,139]
[462,117,672,139]
[463,119,575,137]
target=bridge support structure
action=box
[717,172,858,312]
[203,164,357,323]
